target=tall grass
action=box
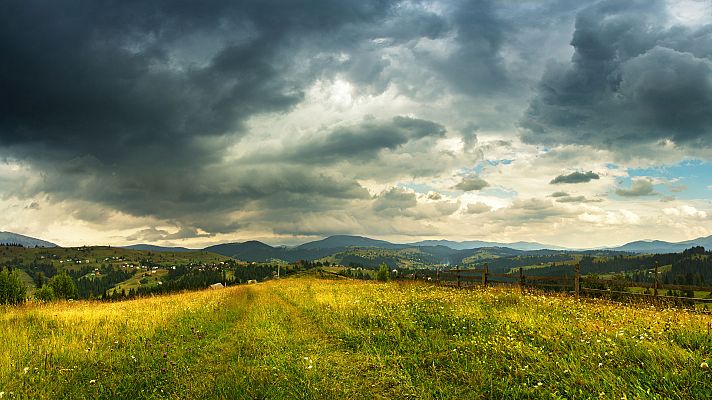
[1,277,711,399]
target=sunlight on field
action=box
[1,276,711,399]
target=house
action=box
[209,283,224,290]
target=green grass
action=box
[2,276,712,399]
[15,269,37,294]
[110,269,170,293]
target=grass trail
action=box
[2,276,712,399]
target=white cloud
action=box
[663,205,708,219]
[578,209,640,226]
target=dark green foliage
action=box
[34,271,46,287]
[376,263,389,282]
[25,260,58,282]
[48,271,79,300]
[667,247,712,285]
[469,254,573,273]
[526,256,663,277]
[35,284,55,302]
[0,267,26,304]
[75,265,132,298]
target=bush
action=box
[0,268,27,305]
[35,285,56,302]
[48,272,78,300]
[376,263,389,282]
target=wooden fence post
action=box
[575,263,580,298]
[519,267,524,293]
[653,262,659,297]
[482,263,489,288]
[456,266,461,288]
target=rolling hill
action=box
[206,235,411,262]
[204,241,291,262]
[297,235,408,250]
[205,235,574,263]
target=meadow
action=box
[1,274,712,399]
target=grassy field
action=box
[2,275,712,399]
[110,269,170,293]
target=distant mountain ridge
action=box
[407,239,569,251]
[297,235,408,250]
[0,231,56,248]
[203,235,570,262]
[204,234,712,261]
[610,235,712,254]
[4,230,712,261]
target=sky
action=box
[1,0,712,249]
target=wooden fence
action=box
[400,263,712,304]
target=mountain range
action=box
[3,231,712,261]
[607,236,712,254]
[406,239,568,251]
[205,234,712,262]
[0,231,57,248]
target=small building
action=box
[209,283,224,290]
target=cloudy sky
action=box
[1,0,712,248]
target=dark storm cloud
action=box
[0,0,397,237]
[431,0,511,95]
[51,166,370,232]
[260,117,446,164]
[0,0,398,164]
[550,171,600,184]
[521,0,712,150]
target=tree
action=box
[34,271,46,288]
[35,285,56,302]
[0,268,27,305]
[48,272,78,300]
[376,263,389,282]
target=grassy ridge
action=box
[2,276,712,399]
[0,245,231,272]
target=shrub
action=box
[0,268,27,305]
[35,285,56,302]
[48,272,78,300]
[376,263,389,282]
